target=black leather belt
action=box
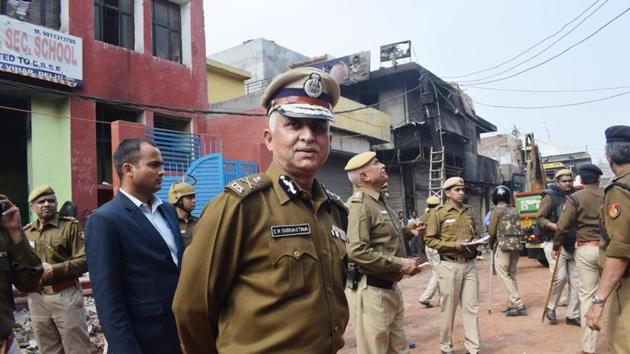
[366,275,394,290]
[440,254,475,263]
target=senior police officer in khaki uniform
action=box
[0,195,43,354]
[173,68,349,354]
[538,169,580,325]
[344,152,424,354]
[168,181,199,247]
[586,125,630,353]
[425,177,481,354]
[553,164,604,354]
[24,186,90,354]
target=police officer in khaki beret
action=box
[344,151,424,354]
[173,68,349,354]
[24,185,90,354]
[539,169,580,326]
[586,125,630,353]
[0,195,43,354]
[425,177,481,354]
[418,195,441,308]
[553,164,603,353]
[168,182,198,247]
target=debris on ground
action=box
[13,297,105,354]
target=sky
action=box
[202,0,630,163]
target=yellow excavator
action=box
[514,133,550,266]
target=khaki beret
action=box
[261,67,340,121]
[28,185,55,203]
[426,196,440,205]
[443,177,464,190]
[344,152,376,171]
[554,169,573,180]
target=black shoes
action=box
[418,300,434,308]
[506,305,527,316]
[546,308,558,324]
[566,317,581,327]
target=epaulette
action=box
[224,173,272,199]
[59,216,78,223]
[463,203,473,210]
[22,222,33,231]
[605,181,630,193]
[434,204,448,211]
[348,191,364,203]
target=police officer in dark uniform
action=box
[586,125,630,353]
[0,195,42,354]
[173,68,349,354]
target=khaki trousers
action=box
[27,286,90,354]
[543,241,580,318]
[346,276,409,354]
[606,276,630,354]
[575,246,600,353]
[419,246,440,303]
[495,248,524,308]
[437,259,480,354]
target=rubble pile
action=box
[13,297,105,354]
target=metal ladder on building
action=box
[428,146,445,201]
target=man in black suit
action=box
[86,138,184,354]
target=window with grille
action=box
[1,0,61,29]
[94,0,134,49]
[152,0,181,63]
[154,114,190,132]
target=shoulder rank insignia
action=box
[349,191,363,203]
[279,175,299,198]
[608,203,621,219]
[225,173,271,198]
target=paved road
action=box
[340,256,611,354]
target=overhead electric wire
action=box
[459,6,630,86]
[458,0,610,84]
[473,89,630,109]
[461,83,630,93]
[431,77,630,111]
[443,0,604,79]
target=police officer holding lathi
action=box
[344,151,424,354]
[487,185,526,317]
[0,195,43,354]
[538,169,580,326]
[24,185,90,354]
[425,177,481,354]
[586,125,630,353]
[173,67,349,354]
[168,181,199,247]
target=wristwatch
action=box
[592,294,606,304]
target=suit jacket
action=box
[86,192,184,354]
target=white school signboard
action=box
[0,15,82,87]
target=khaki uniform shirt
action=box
[173,163,349,354]
[346,187,413,283]
[24,215,87,283]
[555,184,604,247]
[177,214,199,247]
[0,230,42,338]
[425,201,478,258]
[601,168,630,260]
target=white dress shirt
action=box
[119,189,179,266]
